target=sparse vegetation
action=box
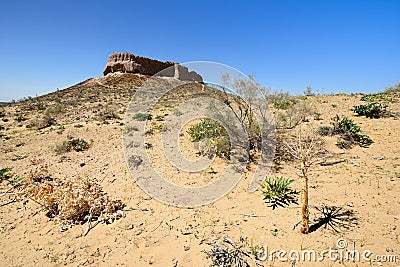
[172,109,183,116]
[0,66,398,265]
[0,167,12,180]
[15,114,28,122]
[265,90,296,110]
[37,113,56,129]
[384,81,400,93]
[188,119,231,158]
[261,176,298,209]
[352,102,387,118]
[199,136,231,158]
[304,85,314,96]
[155,115,165,121]
[205,237,251,267]
[55,137,90,154]
[99,107,121,121]
[23,165,124,228]
[332,115,373,146]
[317,125,334,136]
[133,112,152,121]
[187,119,227,142]
[313,113,322,120]
[361,93,394,103]
[274,101,314,129]
[285,129,326,234]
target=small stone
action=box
[184,245,190,251]
[80,162,85,167]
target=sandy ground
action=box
[0,74,399,266]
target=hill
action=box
[0,73,399,266]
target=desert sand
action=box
[0,73,399,266]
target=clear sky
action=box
[0,0,399,101]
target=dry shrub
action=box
[23,165,124,227]
[98,106,120,121]
[273,131,294,164]
[36,113,57,129]
[275,101,314,129]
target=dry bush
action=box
[23,165,124,227]
[98,105,120,121]
[272,130,296,170]
[284,128,327,234]
[205,237,251,267]
[34,113,57,129]
[55,137,90,154]
[275,101,314,129]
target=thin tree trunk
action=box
[300,160,309,234]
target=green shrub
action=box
[269,91,295,110]
[55,138,90,154]
[352,102,387,118]
[361,93,394,103]
[332,115,373,146]
[188,119,231,158]
[187,119,227,142]
[261,176,298,210]
[273,100,294,110]
[200,136,231,158]
[133,113,152,121]
[68,138,90,151]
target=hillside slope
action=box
[0,74,399,266]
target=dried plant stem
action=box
[300,160,309,234]
[0,180,24,197]
[285,128,326,234]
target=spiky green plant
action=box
[261,176,298,210]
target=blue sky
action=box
[0,0,399,101]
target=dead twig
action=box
[81,208,101,237]
[124,207,149,212]
[0,198,17,207]
[320,159,346,166]
[0,180,24,197]
[240,214,267,218]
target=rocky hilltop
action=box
[103,52,203,82]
